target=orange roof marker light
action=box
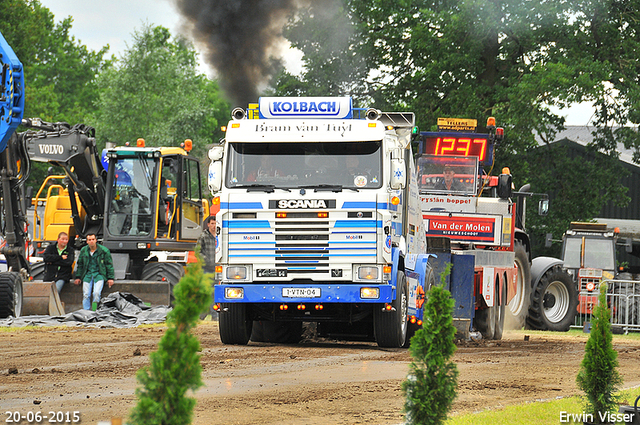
[137,138,145,147]
[183,139,193,152]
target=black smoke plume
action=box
[174,0,298,107]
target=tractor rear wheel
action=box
[508,241,531,329]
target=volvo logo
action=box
[38,144,64,155]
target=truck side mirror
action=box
[545,233,553,248]
[208,160,223,193]
[497,173,512,199]
[390,158,406,189]
[625,237,633,253]
[538,199,549,216]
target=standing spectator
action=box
[43,232,75,293]
[74,233,115,310]
[198,215,217,274]
[198,215,217,319]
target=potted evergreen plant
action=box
[576,282,622,425]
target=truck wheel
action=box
[30,262,45,280]
[0,272,23,318]
[493,278,506,340]
[141,262,185,304]
[219,303,253,345]
[526,266,578,331]
[374,271,408,348]
[508,241,531,329]
[251,321,303,344]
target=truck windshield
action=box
[417,155,478,195]
[107,157,156,236]
[226,141,382,189]
[563,237,616,271]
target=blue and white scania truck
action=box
[207,97,434,347]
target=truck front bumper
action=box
[214,283,394,304]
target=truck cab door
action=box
[179,156,203,240]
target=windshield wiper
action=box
[235,184,276,193]
[299,184,347,192]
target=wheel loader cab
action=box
[103,148,204,250]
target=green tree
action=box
[0,0,109,124]
[129,256,213,425]
[576,282,622,424]
[402,264,458,425]
[276,1,640,247]
[91,24,229,161]
[0,0,110,187]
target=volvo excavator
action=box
[0,31,206,318]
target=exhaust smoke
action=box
[173,0,299,106]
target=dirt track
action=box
[1,323,640,424]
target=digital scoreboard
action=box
[419,132,494,166]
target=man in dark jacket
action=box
[198,215,217,319]
[43,232,75,293]
[198,215,217,274]
[74,233,115,310]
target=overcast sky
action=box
[38,0,594,125]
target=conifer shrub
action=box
[576,281,622,424]
[402,263,458,425]
[129,256,213,425]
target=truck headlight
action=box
[360,287,380,299]
[225,287,244,299]
[358,266,378,280]
[227,266,247,280]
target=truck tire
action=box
[493,278,506,340]
[475,305,495,339]
[141,262,185,304]
[0,272,23,318]
[508,241,531,329]
[374,271,408,348]
[219,303,253,345]
[526,266,578,331]
[251,321,303,344]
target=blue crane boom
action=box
[0,31,25,151]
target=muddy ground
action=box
[1,322,640,425]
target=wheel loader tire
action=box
[526,265,578,332]
[374,271,408,348]
[493,278,506,340]
[30,262,45,280]
[251,321,303,344]
[507,241,531,329]
[0,272,23,318]
[141,262,184,304]
[219,303,252,345]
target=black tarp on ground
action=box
[0,292,171,328]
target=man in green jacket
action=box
[74,233,115,310]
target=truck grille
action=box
[227,213,377,278]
